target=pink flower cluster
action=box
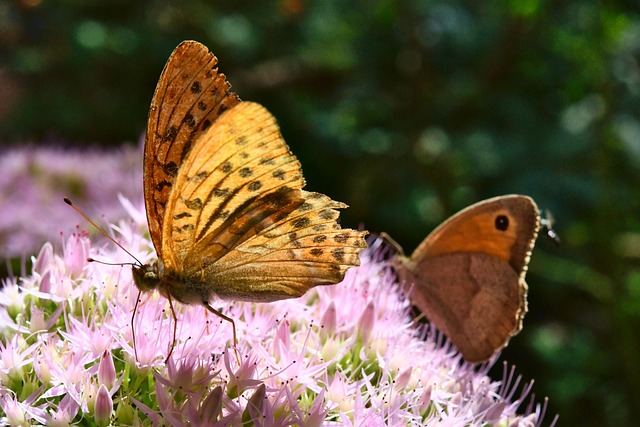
[0,197,556,425]
[0,144,142,259]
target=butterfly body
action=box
[395,195,540,362]
[132,40,367,359]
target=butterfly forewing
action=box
[161,102,305,268]
[145,40,241,255]
[160,101,367,301]
[410,196,539,276]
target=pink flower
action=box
[97,351,116,389]
[0,144,142,259]
[0,192,557,425]
[94,384,113,427]
[45,393,80,426]
[0,389,47,426]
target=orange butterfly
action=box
[132,40,368,361]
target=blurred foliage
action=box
[2,0,640,425]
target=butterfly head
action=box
[132,263,160,292]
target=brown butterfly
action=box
[392,195,549,363]
[132,40,368,361]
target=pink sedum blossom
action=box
[0,197,557,425]
[0,143,142,259]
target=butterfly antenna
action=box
[88,258,138,267]
[64,197,143,265]
[539,208,561,245]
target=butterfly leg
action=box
[165,296,178,363]
[131,290,142,362]
[203,302,241,365]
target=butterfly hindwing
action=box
[203,190,367,301]
[407,252,525,362]
[144,40,241,255]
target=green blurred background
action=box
[2,0,639,424]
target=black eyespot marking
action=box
[260,157,276,165]
[310,248,324,256]
[198,101,207,110]
[193,171,209,182]
[319,209,335,220]
[297,203,313,212]
[184,113,196,128]
[173,212,192,220]
[313,225,326,232]
[174,223,194,233]
[213,188,231,198]
[202,119,212,130]
[164,126,178,142]
[248,181,263,191]
[185,198,203,210]
[221,162,233,173]
[163,161,179,177]
[272,169,286,180]
[238,167,253,178]
[239,152,249,159]
[495,215,509,231]
[334,233,349,243]
[292,217,311,228]
[288,232,301,247]
[190,81,202,93]
[331,248,345,262]
[313,235,327,243]
[156,180,172,191]
[236,135,249,145]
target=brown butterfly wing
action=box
[144,40,241,255]
[404,253,526,362]
[410,196,539,274]
[161,102,367,302]
[397,195,539,362]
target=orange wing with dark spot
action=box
[161,102,368,302]
[144,40,241,255]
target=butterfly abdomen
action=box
[160,268,305,303]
